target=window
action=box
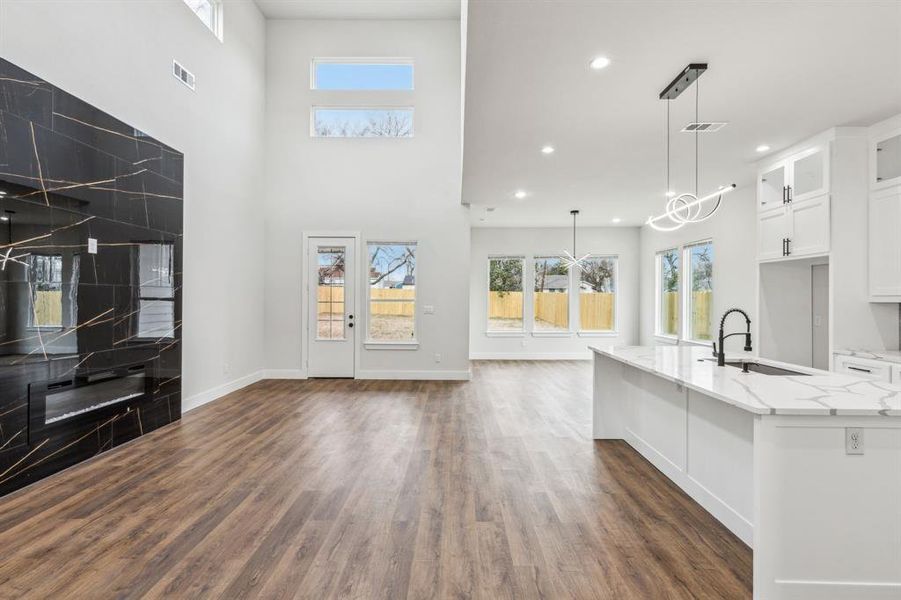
[137,244,175,339]
[656,248,680,337]
[684,241,713,342]
[368,242,416,342]
[317,246,346,341]
[579,256,617,332]
[487,257,524,331]
[533,256,569,332]
[182,0,222,39]
[28,255,63,329]
[312,61,414,90]
[312,108,413,138]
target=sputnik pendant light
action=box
[561,209,591,271]
[647,64,736,231]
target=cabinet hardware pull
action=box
[847,366,872,373]
[787,186,792,202]
[786,238,791,255]
[782,186,787,204]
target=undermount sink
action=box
[701,358,810,376]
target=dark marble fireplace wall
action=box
[0,57,183,497]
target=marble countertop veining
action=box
[834,348,901,365]
[590,345,901,417]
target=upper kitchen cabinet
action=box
[756,144,829,212]
[756,139,832,261]
[871,127,901,190]
[868,186,901,301]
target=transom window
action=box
[182,0,222,39]
[367,242,417,342]
[310,57,414,139]
[312,108,413,138]
[312,60,414,90]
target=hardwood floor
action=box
[0,361,752,599]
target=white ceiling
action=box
[463,0,901,227]
[254,0,461,20]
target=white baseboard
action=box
[355,369,472,381]
[469,352,592,360]
[182,370,265,414]
[262,369,307,379]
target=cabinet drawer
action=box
[834,355,892,382]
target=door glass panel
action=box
[317,246,346,340]
[877,134,901,183]
[759,165,785,209]
[793,151,824,197]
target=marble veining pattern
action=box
[0,57,183,497]
[834,348,901,365]
[591,345,901,416]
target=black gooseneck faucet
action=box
[712,308,752,367]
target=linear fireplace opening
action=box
[29,364,151,435]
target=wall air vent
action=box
[172,60,196,91]
[681,122,728,133]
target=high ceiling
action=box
[254,0,461,20]
[463,0,901,227]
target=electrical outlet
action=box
[88,237,98,254]
[434,353,441,363]
[423,305,435,314]
[845,427,864,455]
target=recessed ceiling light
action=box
[589,56,611,70]
[0,191,6,197]
[541,145,555,155]
[514,190,527,200]
[611,217,622,224]
[756,144,771,153]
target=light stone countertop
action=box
[590,345,901,417]
[834,348,901,365]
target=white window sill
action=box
[485,331,525,338]
[577,331,618,338]
[364,341,419,350]
[681,339,714,348]
[654,335,679,345]
[531,331,573,338]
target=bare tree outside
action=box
[314,109,413,138]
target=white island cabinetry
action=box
[592,345,901,600]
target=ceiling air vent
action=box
[681,122,728,133]
[172,60,195,91]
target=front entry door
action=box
[308,237,355,377]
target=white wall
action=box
[638,186,758,348]
[470,227,640,359]
[0,0,267,408]
[264,19,470,379]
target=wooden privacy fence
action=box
[661,290,712,339]
[488,291,614,330]
[318,286,416,316]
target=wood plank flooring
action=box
[0,361,752,599]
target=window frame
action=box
[577,254,619,335]
[310,58,415,91]
[365,241,418,347]
[531,255,571,336]
[486,255,525,336]
[26,254,64,331]
[310,106,415,139]
[135,242,177,342]
[681,239,714,345]
[655,247,681,342]
[182,0,223,41]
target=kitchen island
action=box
[592,345,901,600]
